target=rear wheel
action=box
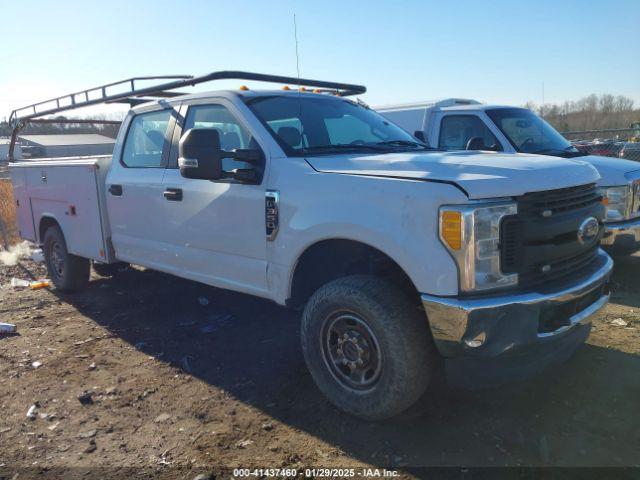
[43,225,90,292]
[301,275,437,420]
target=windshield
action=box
[486,108,577,155]
[244,95,429,156]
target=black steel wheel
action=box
[43,224,90,292]
[321,311,383,391]
[301,275,438,420]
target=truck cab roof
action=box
[375,98,517,113]
[130,88,348,113]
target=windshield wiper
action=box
[303,144,387,153]
[533,147,587,158]
[376,140,434,150]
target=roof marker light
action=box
[282,85,291,90]
[239,85,249,91]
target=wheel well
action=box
[289,239,419,308]
[38,217,60,244]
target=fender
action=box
[266,157,468,304]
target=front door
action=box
[159,100,269,297]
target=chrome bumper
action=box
[600,217,640,251]
[421,250,613,358]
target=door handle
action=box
[108,184,123,196]
[163,188,183,201]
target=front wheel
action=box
[301,275,437,420]
[43,225,90,292]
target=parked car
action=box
[377,99,640,253]
[619,142,640,162]
[572,139,624,158]
[9,73,612,419]
[589,139,623,158]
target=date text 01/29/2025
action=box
[232,468,400,477]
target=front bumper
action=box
[600,217,640,253]
[421,249,613,387]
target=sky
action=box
[1,0,639,121]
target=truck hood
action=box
[306,151,600,199]
[580,155,640,186]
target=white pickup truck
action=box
[377,99,640,253]
[9,72,613,419]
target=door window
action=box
[183,104,255,171]
[121,110,171,168]
[439,115,502,151]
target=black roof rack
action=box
[8,70,367,127]
[6,71,366,161]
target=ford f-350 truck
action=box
[376,99,640,254]
[9,72,613,419]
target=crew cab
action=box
[9,72,613,419]
[376,99,640,253]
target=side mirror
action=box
[414,130,426,142]
[178,128,223,180]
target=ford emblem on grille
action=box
[577,217,599,245]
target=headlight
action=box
[598,185,633,221]
[439,202,518,292]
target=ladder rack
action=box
[8,70,367,127]
[7,70,367,161]
[8,75,193,127]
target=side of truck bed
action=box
[9,156,114,263]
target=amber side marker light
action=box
[239,85,249,91]
[601,196,609,206]
[441,211,462,250]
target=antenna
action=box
[541,81,545,143]
[293,13,301,85]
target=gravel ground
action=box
[0,253,639,478]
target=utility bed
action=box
[9,156,114,262]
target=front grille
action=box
[501,216,523,272]
[517,183,602,216]
[517,245,599,287]
[501,183,604,289]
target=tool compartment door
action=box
[13,161,108,262]
[8,166,36,242]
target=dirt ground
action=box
[0,250,639,478]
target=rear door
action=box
[106,107,177,267]
[158,99,269,297]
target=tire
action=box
[43,225,90,292]
[93,261,129,277]
[301,275,437,420]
